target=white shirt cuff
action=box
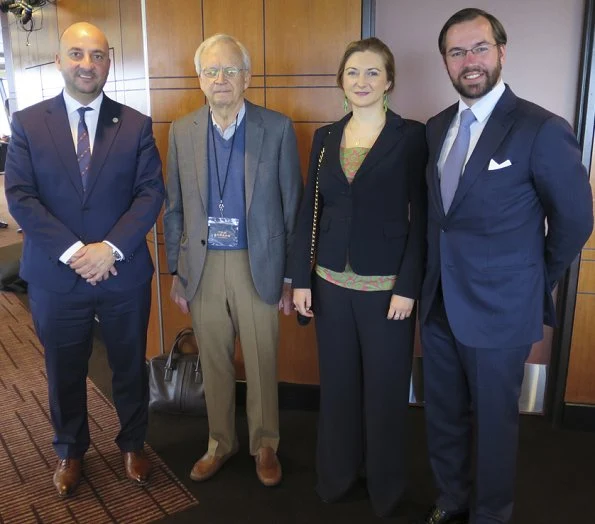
[60,241,85,264]
[284,277,292,284]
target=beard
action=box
[449,56,502,100]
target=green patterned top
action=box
[315,147,397,291]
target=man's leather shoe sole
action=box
[190,448,238,482]
[53,458,82,498]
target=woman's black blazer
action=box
[290,110,428,299]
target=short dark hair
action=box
[336,37,396,94]
[438,8,507,55]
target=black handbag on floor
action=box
[147,327,207,416]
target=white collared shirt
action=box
[63,90,103,154]
[438,79,506,175]
[210,102,246,140]
[59,90,123,264]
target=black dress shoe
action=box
[0,220,8,228]
[419,505,469,524]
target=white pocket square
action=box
[488,159,512,171]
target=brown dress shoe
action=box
[190,448,238,482]
[53,458,82,497]
[255,447,282,487]
[123,450,152,485]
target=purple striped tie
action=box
[77,107,92,190]
[440,108,476,213]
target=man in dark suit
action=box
[419,8,593,524]
[163,34,301,487]
[4,22,164,497]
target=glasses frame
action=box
[445,43,500,61]
[200,66,247,79]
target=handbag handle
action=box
[309,146,325,265]
[164,328,201,382]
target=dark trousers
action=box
[420,294,531,524]
[313,275,414,516]
[28,279,151,459]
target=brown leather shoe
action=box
[190,448,238,482]
[53,458,82,497]
[123,450,152,485]
[255,447,282,487]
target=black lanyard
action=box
[210,112,239,217]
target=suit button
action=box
[441,228,447,232]
[201,239,206,246]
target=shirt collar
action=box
[210,101,246,136]
[63,90,104,116]
[457,79,505,124]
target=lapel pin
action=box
[112,117,119,123]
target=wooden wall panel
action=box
[145,0,202,78]
[293,123,323,180]
[565,165,595,402]
[577,258,595,292]
[565,294,595,403]
[264,0,360,75]
[266,87,343,123]
[151,89,205,123]
[119,0,145,81]
[203,0,264,75]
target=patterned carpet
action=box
[0,292,199,523]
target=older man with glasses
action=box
[163,34,302,487]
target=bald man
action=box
[4,22,164,496]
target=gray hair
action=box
[194,34,251,75]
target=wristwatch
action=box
[112,249,124,262]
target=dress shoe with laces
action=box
[53,458,82,497]
[0,219,8,228]
[255,447,282,487]
[419,505,469,524]
[123,450,152,485]
[190,447,238,482]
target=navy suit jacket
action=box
[5,93,164,293]
[290,111,428,298]
[420,86,593,349]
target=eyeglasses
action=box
[200,67,246,79]
[446,43,499,61]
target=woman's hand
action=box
[293,288,314,318]
[387,294,414,320]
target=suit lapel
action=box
[244,101,264,212]
[323,119,348,186]
[447,87,516,215]
[192,106,209,213]
[428,104,457,219]
[45,95,84,199]
[84,96,122,198]
[354,111,405,180]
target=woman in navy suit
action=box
[291,37,428,517]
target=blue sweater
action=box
[207,116,248,249]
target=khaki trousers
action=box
[189,250,280,457]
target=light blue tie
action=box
[441,108,476,213]
[77,107,92,191]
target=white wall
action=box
[376,0,585,125]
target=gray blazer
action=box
[163,100,302,305]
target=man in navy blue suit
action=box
[5,22,164,497]
[419,8,593,524]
